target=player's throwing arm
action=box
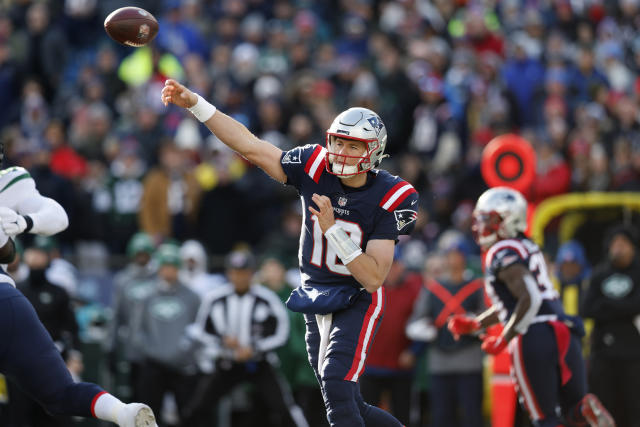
[161,79,286,182]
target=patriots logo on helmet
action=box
[394,209,418,231]
[367,116,384,136]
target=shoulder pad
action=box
[485,239,529,273]
[0,167,32,195]
[378,177,418,212]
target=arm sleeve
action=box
[370,188,419,241]
[253,288,290,353]
[0,171,68,235]
[280,144,324,189]
[15,193,69,235]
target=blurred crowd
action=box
[2,0,640,260]
[1,0,640,426]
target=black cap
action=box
[225,250,256,270]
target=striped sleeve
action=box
[280,144,326,189]
[371,180,419,239]
[190,284,234,346]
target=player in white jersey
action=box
[0,152,158,427]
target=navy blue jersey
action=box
[281,144,418,290]
[484,236,565,324]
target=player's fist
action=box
[481,335,508,355]
[0,207,28,236]
[161,79,197,108]
[447,315,480,340]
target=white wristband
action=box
[188,94,217,122]
[324,224,362,265]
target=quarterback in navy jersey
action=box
[162,80,417,427]
[448,187,615,427]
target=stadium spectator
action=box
[138,140,201,242]
[178,238,224,298]
[107,232,156,402]
[582,225,640,426]
[134,243,201,426]
[554,240,591,317]
[407,236,485,427]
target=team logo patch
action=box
[601,274,633,299]
[367,116,384,136]
[282,147,302,164]
[338,196,347,207]
[150,299,184,321]
[394,209,417,231]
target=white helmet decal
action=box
[325,107,389,177]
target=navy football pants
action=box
[509,321,587,427]
[304,287,402,427]
[0,282,103,417]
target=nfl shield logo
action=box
[338,197,347,207]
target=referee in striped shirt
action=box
[181,250,308,427]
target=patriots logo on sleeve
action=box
[394,209,418,231]
[282,147,302,164]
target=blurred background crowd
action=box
[1,0,640,426]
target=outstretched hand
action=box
[161,79,198,108]
[309,193,336,233]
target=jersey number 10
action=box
[311,218,363,275]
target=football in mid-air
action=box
[104,7,158,47]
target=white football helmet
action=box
[472,187,528,249]
[325,107,388,177]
